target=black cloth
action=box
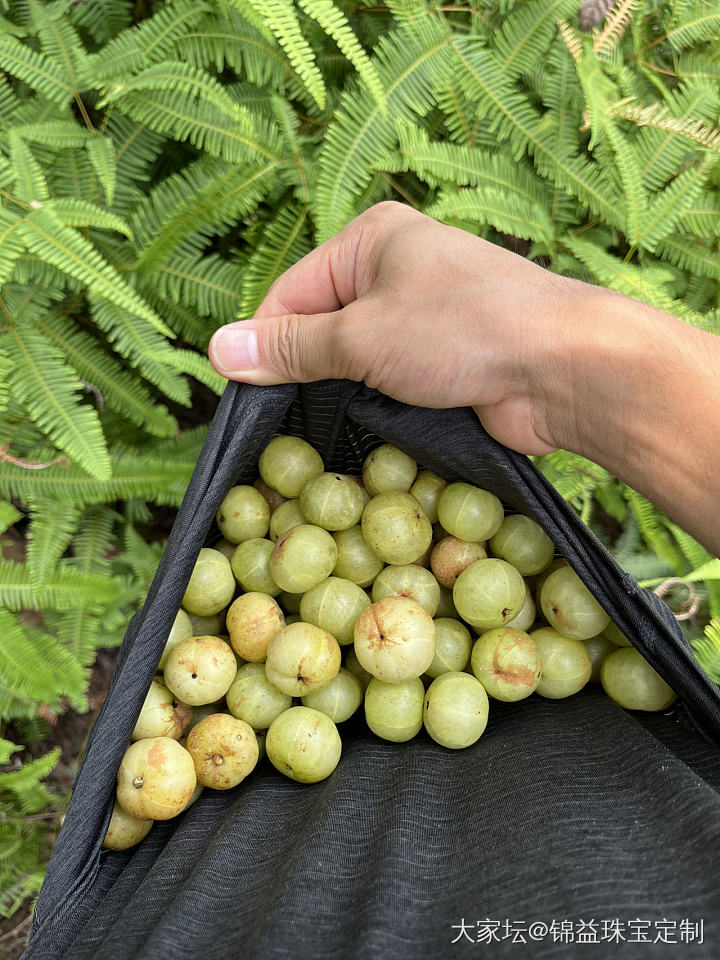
[24,382,720,960]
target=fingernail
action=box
[212,324,259,372]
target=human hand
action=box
[208,201,595,456]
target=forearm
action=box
[544,288,720,557]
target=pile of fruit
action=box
[104,437,677,851]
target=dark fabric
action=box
[24,382,720,960]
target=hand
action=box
[208,201,594,456]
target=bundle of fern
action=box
[1,0,719,920]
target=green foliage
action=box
[1,0,719,923]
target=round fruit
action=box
[158,609,194,670]
[362,444,417,496]
[164,635,237,706]
[361,492,432,565]
[414,541,434,569]
[364,676,424,742]
[279,591,303,614]
[531,558,568,607]
[186,713,259,789]
[371,564,440,617]
[437,483,504,542]
[230,538,280,596]
[540,567,610,640]
[470,628,541,702]
[217,486,270,544]
[259,435,324,498]
[435,586,458,619]
[182,781,204,811]
[300,577,371,645]
[226,662,292,729]
[269,524,337,593]
[299,473,365,531]
[332,525,384,587]
[344,646,373,689]
[269,500,306,542]
[103,801,153,851]
[266,706,341,783]
[187,611,224,637]
[302,668,364,723]
[453,559,526,630]
[265,621,341,696]
[489,515,555,576]
[186,701,225,735]
[117,737,196,820]
[531,627,592,698]
[354,596,435,683]
[226,592,285,662]
[254,476,286,512]
[409,470,447,524]
[213,538,237,561]
[604,622,632,647]
[423,673,489,749]
[425,618,472,678]
[131,678,193,741]
[583,633,618,682]
[505,584,536,632]
[430,537,487,589]
[182,548,235,617]
[601,647,676,711]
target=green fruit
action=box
[117,737,196,821]
[158,609,194,670]
[187,611,224,637]
[425,618,472,678]
[266,706,341,783]
[362,444,417,496]
[302,667,364,723]
[265,621,341,696]
[213,538,237,561]
[583,633,617,682]
[430,537,487,589]
[361,492,432,565]
[254,476,286,512]
[409,470,447,524]
[269,499,307,542]
[364,676,424,742]
[216,485,270,543]
[354,596,435,683]
[470,628,541,702]
[489,514,554,576]
[270,524,338,593]
[182,548,236,616]
[453,559,525,630]
[332,525,384,587]
[300,576,371,645]
[226,663,292,729]
[186,713,258,789]
[186,701,225,735]
[279,591,303,614]
[164,635,237,706]
[259,435,324,498]
[435,585,458,619]
[531,627,592,698]
[226,592,285,662]
[437,483,504,542]
[299,473,365,531]
[540,567,610,640]
[103,801,153,851]
[601,647,676,711]
[531,558,568,607]
[505,584,536,632]
[603,622,632,647]
[132,678,193,741]
[371,564,441,617]
[230,538,280,596]
[423,673,489,749]
[343,646,373,689]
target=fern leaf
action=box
[691,618,720,684]
[43,199,132,238]
[0,35,74,105]
[239,0,326,109]
[26,498,81,588]
[299,0,385,112]
[149,349,227,396]
[655,234,720,280]
[0,558,121,612]
[0,739,23,765]
[593,0,638,58]
[31,313,178,438]
[3,323,111,481]
[0,609,57,702]
[17,209,172,336]
[634,158,713,251]
[69,0,133,45]
[8,131,48,204]
[12,119,89,147]
[85,136,117,206]
[153,251,245,321]
[495,0,577,78]
[428,186,555,243]
[28,0,88,93]
[0,210,25,286]
[0,746,61,815]
[0,502,22,537]
[602,121,647,246]
[665,2,720,51]
[240,202,312,315]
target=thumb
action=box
[208,309,361,385]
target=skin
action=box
[209,201,720,557]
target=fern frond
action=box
[691,618,720,684]
[240,202,312,315]
[0,609,58,703]
[664,2,720,52]
[68,0,133,46]
[148,349,226,395]
[0,746,61,815]
[85,136,116,206]
[235,0,325,108]
[593,0,638,58]
[0,557,121,612]
[26,498,81,588]
[495,0,576,78]
[634,158,714,251]
[3,323,111,481]
[428,186,555,242]
[624,488,685,571]
[0,739,23,765]
[0,210,26,286]
[43,199,132,238]
[602,121,647,245]
[0,35,73,105]
[655,234,720,279]
[153,250,245,321]
[28,0,89,93]
[557,19,582,61]
[679,191,720,236]
[0,502,22,536]
[12,119,89,147]
[8,131,48,203]
[610,96,720,157]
